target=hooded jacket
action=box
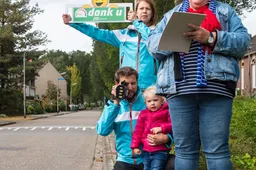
[69,23,158,90]
[131,102,172,152]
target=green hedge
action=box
[198,96,256,169]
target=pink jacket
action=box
[131,102,172,152]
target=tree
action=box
[67,63,82,103]
[45,80,58,100]
[0,0,48,115]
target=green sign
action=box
[73,7,126,23]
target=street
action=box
[0,110,111,170]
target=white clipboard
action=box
[159,12,206,53]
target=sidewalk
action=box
[91,133,117,170]
[0,111,71,126]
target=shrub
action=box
[59,100,66,111]
[41,97,56,113]
[232,153,256,170]
[26,100,44,114]
[27,105,35,115]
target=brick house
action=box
[35,62,68,102]
[237,35,256,96]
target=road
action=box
[0,110,102,170]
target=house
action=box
[237,35,256,96]
[35,62,68,102]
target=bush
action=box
[0,89,23,116]
[27,105,35,114]
[232,153,256,170]
[26,100,44,114]
[42,97,56,113]
[198,97,256,169]
[59,100,66,111]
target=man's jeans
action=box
[143,151,169,170]
[167,94,233,170]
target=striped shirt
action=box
[168,41,234,99]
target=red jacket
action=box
[131,102,172,152]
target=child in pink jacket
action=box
[131,85,172,170]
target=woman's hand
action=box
[128,10,137,22]
[62,14,72,25]
[183,24,216,45]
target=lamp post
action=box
[57,72,66,113]
[70,83,77,105]
[23,48,39,118]
[23,52,27,118]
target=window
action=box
[241,60,244,90]
[252,58,256,88]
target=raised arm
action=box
[62,14,122,47]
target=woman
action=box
[62,0,158,90]
[145,0,250,169]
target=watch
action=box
[207,32,214,44]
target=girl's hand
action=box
[62,14,72,25]
[151,127,162,134]
[128,10,137,22]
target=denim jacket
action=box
[146,1,250,95]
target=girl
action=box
[131,85,172,170]
[62,0,158,90]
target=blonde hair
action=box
[143,85,166,102]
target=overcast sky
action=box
[30,0,256,53]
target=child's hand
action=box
[133,148,141,155]
[151,127,162,134]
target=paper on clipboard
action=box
[159,12,206,53]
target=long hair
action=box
[135,0,158,26]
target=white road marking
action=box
[31,127,36,131]
[13,128,20,131]
[0,126,95,132]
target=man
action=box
[96,67,172,170]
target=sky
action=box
[30,0,256,53]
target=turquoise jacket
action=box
[144,2,251,95]
[70,23,158,90]
[96,88,146,165]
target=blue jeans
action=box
[167,94,233,170]
[143,151,169,170]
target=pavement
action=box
[0,111,71,126]
[0,111,117,170]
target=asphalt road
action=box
[0,110,101,170]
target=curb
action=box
[0,111,73,126]
[0,121,16,127]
